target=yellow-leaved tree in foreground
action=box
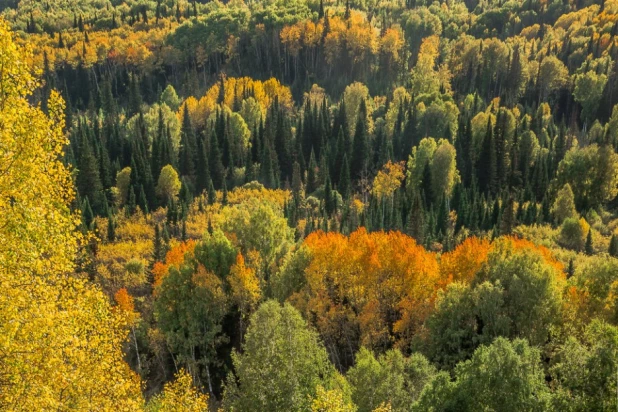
[0,19,144,409]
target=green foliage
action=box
[223,300,334,412]
[551,320,618,411]
[425,239,564,368]
[347,348,436,412]
[415,338,553,412]
[555,145,618,210]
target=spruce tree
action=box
[351,100,369,180]
[107,214,115,242]
[477,117,497,195]
[407,193,425,244]
[566,258,575,279]
[207,178,217,205]
[339,154,351,199]
[77,140,105,214]
[153,224,163,264]
[209,131,225,188]
[585,229,594,255]
[609,234,618,257]
[179,105,196,178]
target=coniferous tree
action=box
[107,214,115,242]
[207,178,217,205]
[339,154,351,199]
[566,258,575,279]
[478,117,497,195]
[351,100,369,180]
[179,105,196,178]
[585,229,594,255]
[153,224,163,264]
[77,140,105,214]
[407,192,425,244]
[209,131,225,189]
[609,234,618,257]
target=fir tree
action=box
[351,100,370,180]
[566,258,575,279]
[477,117,497,195]
[585,229,594,255]
[339,154,351,199]
[153,224,164,265]
[107,213,115,242]
[609,234,618,257]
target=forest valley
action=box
[1,0,618,410]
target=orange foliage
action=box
[114,288,135,313]
[440,236,564,288]
[152,240,196,289]
[114,287,138,324]
[298,228,439,351]
[439,237,492,286]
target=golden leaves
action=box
[371,161,405,200]
[0,19,142,408]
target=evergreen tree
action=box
[609,234,618,257]
[351,100,370,180]
[209,131,225,188]
[339,154,351,199]
[477,118,497,195]
[77,140,105,214]
[207,178,217,205]
[566,258,575,279]
[179,105,196,178]
[153,224,164,264]
[585,229,594,255]
[407,192,425,244]
[107,214,115,242]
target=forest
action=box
[1,0,618,410]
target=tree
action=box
[537,55,569,102]
[551,320,618,411]
[146,369,209,411]
[431,140,459,200]
[585,229,594,255]
[154,261,228,390]
[559,217,589,252]
[415,338,553,411]
[298,229,440,366]
[551,183,578,224]
[372,161,405,200]
[0,20,142,409]
[223,301,335,412]
[425,237,564,368]
[193,228,237,279]
[222,199,294,277]
[555,145,618,210]
[311,384,356,412]
[115,166,132,206]
[573,71,608,124]
[609,234,618,257]
[347,348,436,412]
[160,84,181,111]
[156,164,182,203]
[228,252,262,340]
[351,99,370,180]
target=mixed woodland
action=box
[1,0,618,409]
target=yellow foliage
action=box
[229,253,262,320]
[0,19,142,409]
[311,386,357,412]
[146,369,209,411]
[372,161,406,200]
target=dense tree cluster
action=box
[2,0,618,409]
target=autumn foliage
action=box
[295,228,439,365]
[152,239,196,289]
